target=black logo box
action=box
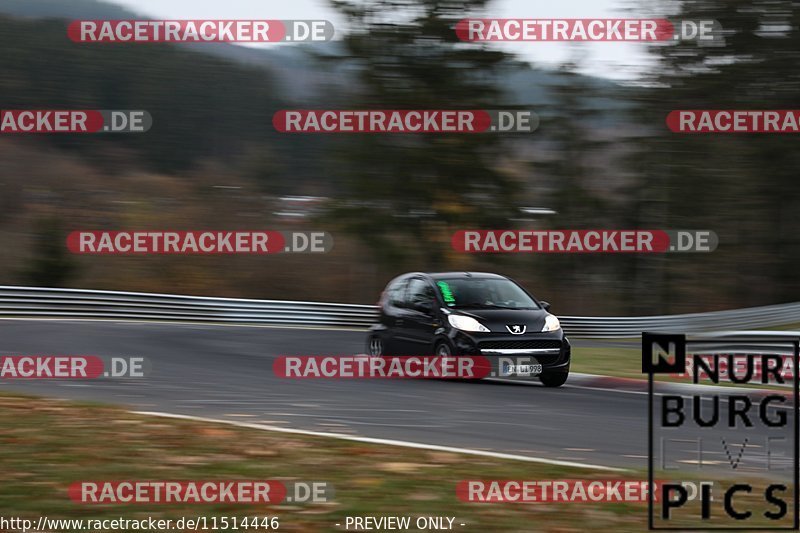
[643,333,799,530]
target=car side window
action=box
[388,279,407,307]
[406,278,435,308]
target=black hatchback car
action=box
[367,272,571,387]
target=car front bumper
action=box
[449,328,571,374]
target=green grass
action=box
[571,346,643,379]
[0,393,794,531]
[0,393,653,532]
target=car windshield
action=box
[435,278,540,310]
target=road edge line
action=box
[132,410,628,472]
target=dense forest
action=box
[0,0,798,315]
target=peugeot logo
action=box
[506,324,526,335]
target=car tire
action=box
[435,340,453,357]
[539,372,569,388]
[435,340,461,377]
[367,335,383,357]
[435,341,482,381]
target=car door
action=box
[398,277,441,355]
[381,278,409,355]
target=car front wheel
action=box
[435,341,453,357]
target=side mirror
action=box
[540,301,551,312]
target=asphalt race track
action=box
[0,320,793,473]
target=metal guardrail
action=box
[0,286,799,338]
[0,286,378,328]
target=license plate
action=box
[503,364,542,376]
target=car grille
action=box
[478,339,562,350]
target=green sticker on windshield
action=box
[437,281,456,306]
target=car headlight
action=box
[541,314,561,332]
[448,314,490,333]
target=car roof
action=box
[411,272,509,281]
